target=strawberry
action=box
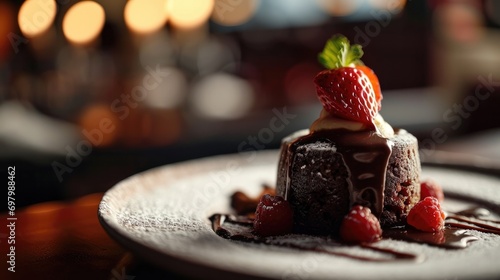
[314,67,378,125]
[356,65,382,110]
[316,35,382,124]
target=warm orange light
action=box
[167,0,214,29]
[78,104,119,147]
[211,0,258,26]
[316,0,359,16]
[63,1,105,45]
[25,202,64,214]
[74,193,105,207]
[18,0,57,38]
[124,0,168,35]
[369,0,407,13]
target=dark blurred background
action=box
[1,0,500,207]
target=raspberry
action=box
[407,197,446,232]
[340,205,382,243]
[420,179,444,203]
[254,194,294,237]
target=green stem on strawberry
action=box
[318,35,364,70]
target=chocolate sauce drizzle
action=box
[282,129,392,217]
[209,214,422,262]
[209,206,500,262]
[383,228,478,249]
[446,207,500,235]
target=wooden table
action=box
[0,193,186,280]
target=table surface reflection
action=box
[0,193,187,280]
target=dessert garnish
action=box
[407,197,446,232]
[339,205,382,243]
[315,35,380,126]
[208,34,500,263]
[210,185,500,260]
[281,35,406,229]
[254,194,294,237]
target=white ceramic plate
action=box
[98,150,500,279]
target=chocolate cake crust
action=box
[276,129,420,234]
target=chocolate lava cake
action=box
[276,128,421,234]
[270,35,422,235]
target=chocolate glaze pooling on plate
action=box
[209,214,422,262]
[209,206,500,262]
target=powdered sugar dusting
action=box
[99,150,500,279]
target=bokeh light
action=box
[142,67,187,109]
[77,104,120,147]
[368,0,407,13]
[254,0,327,28]
[211,0,258,26]
[167,0,215,29]
[191,73,254,120]
[435,2,484,43]
[316,0,359,16]
[124,0,168,35]
[63,1,105,45]
[18,0,57,38]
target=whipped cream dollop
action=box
[310,109,394,138]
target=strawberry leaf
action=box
[318,35,364,69]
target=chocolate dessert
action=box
[276,128,420,234]
[208,35,500,265]
[273,35,421,234]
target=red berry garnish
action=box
[356,65,382,110]
[420,179,444,203]
[314,67,378,125]
[340,205,382,243]
[254,194,293,237]
[407,197,446,232]
[316,35,381,125]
